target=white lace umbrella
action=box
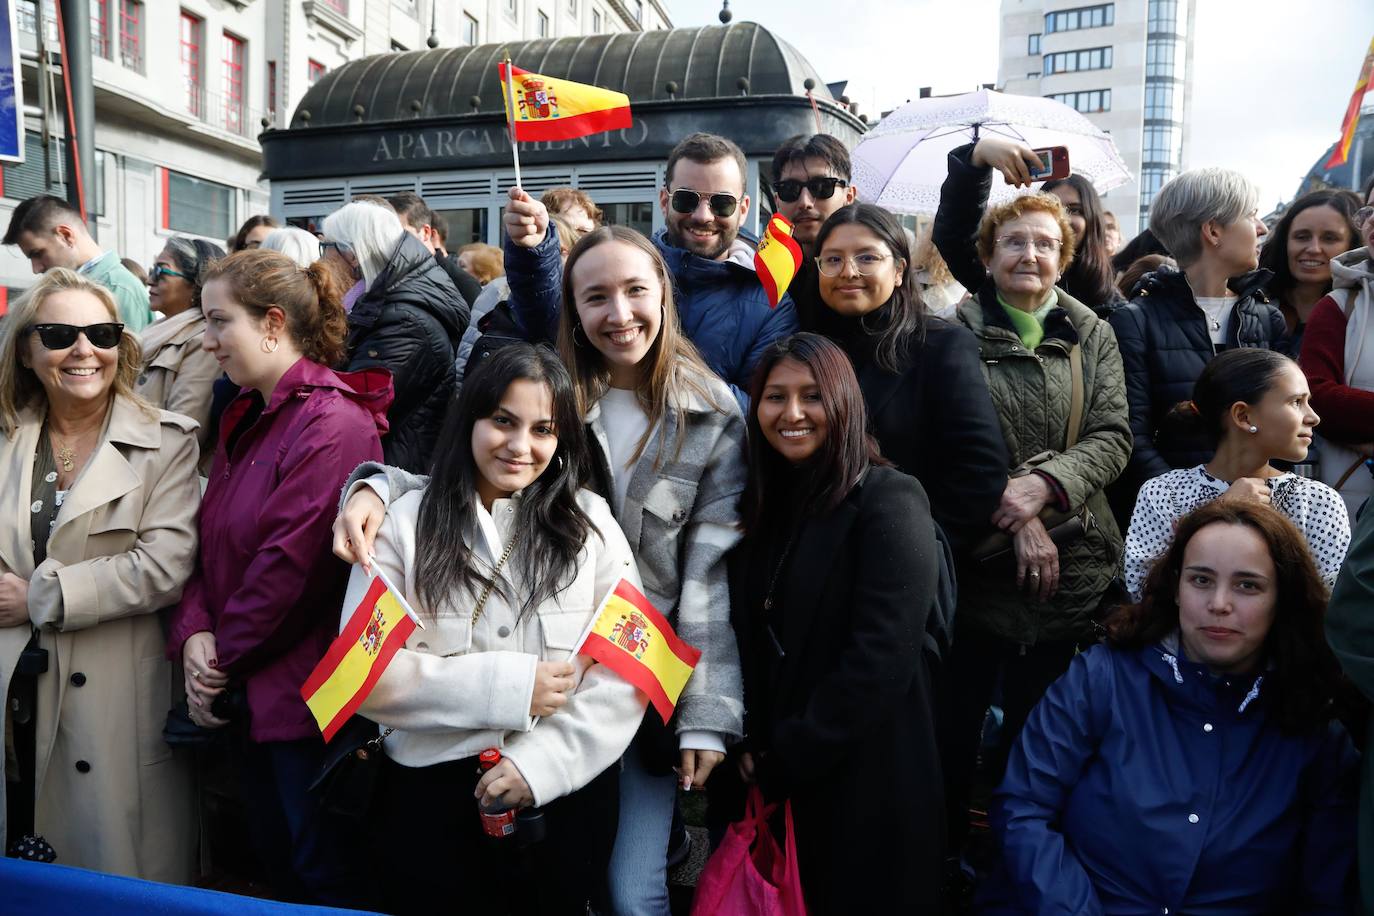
[852,89,1133,215]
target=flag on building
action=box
[498,62,633,142]
[754,214,804,308]
[578,579,701,722]
[1326,36,1374,170]
[301,575,418,742]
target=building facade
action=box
[998,0,1196,234]
[0,0,669,309]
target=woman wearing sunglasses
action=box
[135,237,226,458]
[0,269,201,882]
[932,136,1132,875]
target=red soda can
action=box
[478,748,518,839]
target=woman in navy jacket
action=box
[987,499,1357,915]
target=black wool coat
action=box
[730,466,945,915]
[346,232,470,473]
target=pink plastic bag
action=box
[690,785,807,916]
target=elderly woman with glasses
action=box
[136,236,226,455]
[0,269,200,881]
[1299,203,1374,516]
[932,135,1131,872]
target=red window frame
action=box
[222,32,245,133]
[91,0,110,58]
[308,59,326,85]
[119,0,141,70]
[180,12,203,118]
[321,0,349,13]
[267,60,277,121]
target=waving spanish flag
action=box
[579,579,700,723]
[754,214,804,308]
[1326,36,1374,170]
[301,572,421,742]
[498,62,633,142]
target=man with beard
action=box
[770,133,859,326]
[502,132,797,405]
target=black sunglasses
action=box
[772,176,848,203]
[669,188,739,218]
[26,322,124,350]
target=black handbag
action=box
[307,716,392,820]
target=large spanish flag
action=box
[579,579,700,723]
[301,575,418,742]
[498,62,633,142]
[754,214,804,308]
[1326,36,1374,170]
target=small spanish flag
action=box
[301,573,420,742]
[579,579,700,723]
[754,214,804,308]
[1326,36,1374,170]
[498,62,633,142]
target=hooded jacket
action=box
[1108,265,1288,491]
[1299,247,1374,444]
[347,232,468,473]
[504,226,798,407]
[984,643,1357,915]
[168,358,392,742]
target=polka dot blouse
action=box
[1124,465,1352,601]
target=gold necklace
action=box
[56,443,76,473]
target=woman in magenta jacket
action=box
[167,250,390,906]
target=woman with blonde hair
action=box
[0,269,200,880]
[336,221,746,916]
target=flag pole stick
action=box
[369,557,425,630]
[502,50,523,188]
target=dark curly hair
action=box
[1104,500,1346,734]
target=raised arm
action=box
[502,188,564,343]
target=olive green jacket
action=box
[956,285,1132,644]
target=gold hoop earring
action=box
[572,323,589,348]
[261,336,279,354]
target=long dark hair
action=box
[742,333,887,532]
[1258,189,1361,301]
[413,343,596,619]
[1043,174,1117,307]
[813,203,926,373]
[1105,501,1346,733]
[1162,348,1295,446]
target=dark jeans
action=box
[370,752,620,916]
[940,621,1080,854]
[238,736,371,908]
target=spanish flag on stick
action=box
[578,579,700,723]
[754,214,804,308]
[1326,36,1374,170]
[498,61,633,142]
[301,568,422,742]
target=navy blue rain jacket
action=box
[983,643,1357,915]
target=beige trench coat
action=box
[135,309,220,456]
[0,394,200,883]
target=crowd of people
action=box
[0,121,1372,916]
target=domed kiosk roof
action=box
[261,22,865,180]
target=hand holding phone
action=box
[1029,146,1071,182]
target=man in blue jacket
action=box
[502,132,797,406]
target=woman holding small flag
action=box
[165,250,390,906]
[335,224,747,916]
[332,343,649,915]
[726,332,946,914]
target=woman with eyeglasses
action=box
[932,136,1132,873]
[136,237,226,457]
[1299,202,1374,516]
[804,203,1008,555]
[0,269,200,881]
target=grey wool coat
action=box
[342,366,747,742]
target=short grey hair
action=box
[321,201,404,289]
[1148,168,1259,267]
[261,226,322,268]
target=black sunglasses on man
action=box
[771,176,848,203]
[668,188,739,219]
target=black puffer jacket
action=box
[1107,265,1285,491]
[346,232,469,473]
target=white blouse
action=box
[1123,465,1351,600]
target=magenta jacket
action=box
[169,357,392,743]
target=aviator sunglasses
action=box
[26,322,125,350]
[669,188,739,218]
[772,176,848,203]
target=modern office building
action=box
[0,0,670,308]
[999,0,1196,234]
